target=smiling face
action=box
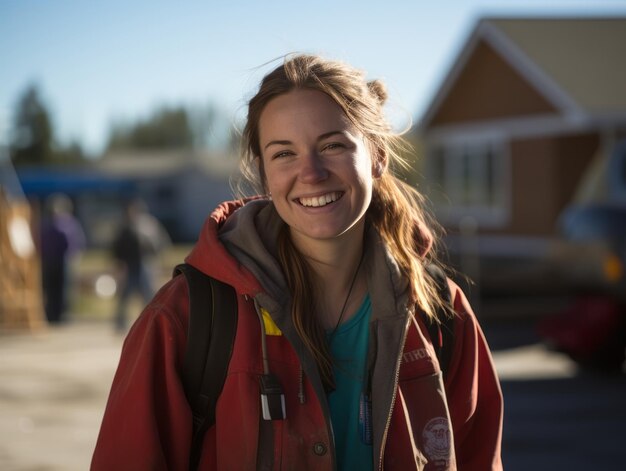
[258,88,380,253]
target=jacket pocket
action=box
[388,372,457,471]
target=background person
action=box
[40,193,85,324]
[110,197,170,332]
[93,54,503,470]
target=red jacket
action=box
[92,199,503,470]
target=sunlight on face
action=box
[258,89,377,252]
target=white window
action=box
[427,139,509,228]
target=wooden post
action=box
[0,188,46,331]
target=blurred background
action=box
[1,1,626,469]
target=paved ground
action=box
[484,320,626,470]
[0,316,624,470]
[0,322,123,471]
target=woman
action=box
[92,54,503,470]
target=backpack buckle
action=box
[260,374,286,420]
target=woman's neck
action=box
[290,224,368,329]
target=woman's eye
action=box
[272,150,293,159]
[322,142,344,152]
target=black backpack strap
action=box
[422,263,455,379]
[173,263,238,471]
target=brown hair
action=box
[240,54,445,388]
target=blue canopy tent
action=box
[16,168,135,198]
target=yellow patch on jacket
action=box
[261,308,282,336]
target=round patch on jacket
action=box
[422,417,451,463]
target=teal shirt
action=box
[327,294,373,471]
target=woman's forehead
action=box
[258,89,357,142]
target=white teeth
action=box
[299,192,340,207]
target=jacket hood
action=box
[186,198,294,301]
[186,197,435,300]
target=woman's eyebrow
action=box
[264,139,292,151]
[263,130,350,151]
[318,130,347,141]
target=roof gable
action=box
[490,18,626,113]
[429,38,558,127]
[421,17,626,129]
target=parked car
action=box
[441,204,625,371]
[442,230,622,300]
[538,140,626,371]
[536,202,626,371]
[559,203,626,299]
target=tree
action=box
[10,84,54,166]
[107,106,194,151]
[105,102,234,154]
[53,140,87,164]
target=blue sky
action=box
[2,0,626,156]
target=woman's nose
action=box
[298,151,328,183]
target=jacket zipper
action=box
[377,312,412,471]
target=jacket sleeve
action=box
[444,281,504,471]
[91,276,192,471]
